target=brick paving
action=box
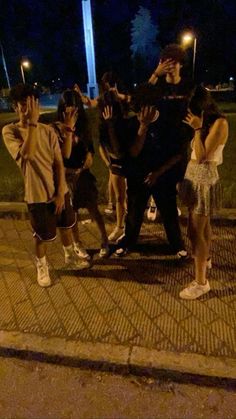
[0,212,235,362]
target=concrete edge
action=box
[0,202,236,225]
[0,331,236,385]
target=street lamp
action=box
[20,59,30,84]
[182,32,197,79]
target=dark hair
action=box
[160,43,186,64]
[100,71,120,93]
[57,89,90,141]
[189,85,225,140]
[9,83,39,105]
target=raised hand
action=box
[102,106,113,120]
[74,83,83,96]
[183,109,203,130]
[63,106,78,129]
[138,106,159,126]
[154,59,176,77]
[25,96,39,124]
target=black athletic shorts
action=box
[27,192,76,241]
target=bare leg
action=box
[59,228,73,247]
[204,217,212,260]
[87,204,108,245]
[35,236,46,258]
[108,171,115,207]
[187,210,197,256]
[191,213,209,285]
[110,173,126,228]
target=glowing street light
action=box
[20,59,30,84]
[182,32,197,79]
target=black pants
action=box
[121,177,185,253]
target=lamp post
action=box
[20,59,30,84]
[182,32,197,79]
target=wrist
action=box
[153,70,159,78]
[64,125,75,133]
[28,122,38,128]
[194,127,202,131]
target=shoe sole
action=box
[179,286,210,300]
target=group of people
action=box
[2,43,228,300]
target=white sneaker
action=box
[74,242,90,260]
[99,244,110,258]
[104,203,114,215]
[147,206,157,221]
[179,280,210,300]
[65,254,90,270]
[108,226,124,242]
[176,249,188,260]
[36,260,51,288]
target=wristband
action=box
[28,123,37,128]
[194,127,202,131]
[64,126,75,133]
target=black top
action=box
[52,122,94,170]
[126,77,195,184]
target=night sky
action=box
[0,0,236,90]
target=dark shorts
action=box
[109,157,126,177]
[66,169,98,210]
[27,192,76,241]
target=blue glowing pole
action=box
[0,42,10,88]
[81,0,99,98]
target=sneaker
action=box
[115,247,128,257]
[99,244,110,258]
[177,207,182,216]
[104,203,114,215]
[176,249,188,260]
[108,226,125,242]
[65,254,90,270]
[74,242,90,260]
[147,206,157,221]
[179,280,210,300]
[36,261,51,287]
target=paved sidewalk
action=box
[0,207,236,381]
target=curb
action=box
[0,202,236,225]
[0,331,236,386]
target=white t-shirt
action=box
[2,122,68,204]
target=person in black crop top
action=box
[53,89,109,259]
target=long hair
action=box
[57,89,90,142]
[189,85,224,141]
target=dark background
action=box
[0,0,235,91]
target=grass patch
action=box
[0,107,236,207]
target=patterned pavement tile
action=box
[0,217,236,360]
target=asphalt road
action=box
[0,357,235,419]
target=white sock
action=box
[63,244,74,256]
[36,256,47,265]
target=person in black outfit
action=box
[116,45,194,257]
[53,89,109,259]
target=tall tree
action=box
[130,6,159,82]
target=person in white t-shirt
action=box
[2,84,89,288]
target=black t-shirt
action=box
[149,77,195,181]
[52,122,94,169]
[99,113,138,161]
